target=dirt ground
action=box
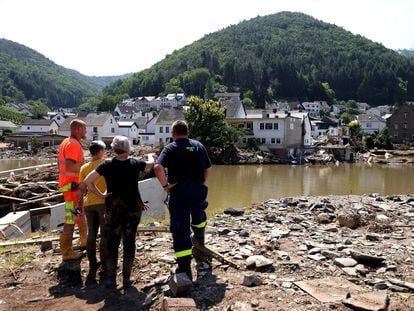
[1,194,414,310]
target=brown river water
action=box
[1,160,413,220]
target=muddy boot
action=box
[105,256,117,291]
[78,222,87,251]
[60,234,82,261]
[176,255,193,281]
[192,227,211,264]
[85,262,100,287]
[122,257,134,288]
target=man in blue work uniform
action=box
[154,120,212,280]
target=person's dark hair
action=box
[172,120,188,136]
[89,140,106,156]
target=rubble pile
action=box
[0,194,414,310]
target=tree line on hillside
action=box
[0,39,126,108]
[103,12,414,108]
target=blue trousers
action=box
[168,182,208,258]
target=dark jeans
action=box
[168,182,208,255]
[104,196,142,282]
[85,204,106,269]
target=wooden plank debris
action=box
[193,244,240,269]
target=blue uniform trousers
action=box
[168,181,208,258]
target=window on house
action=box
[160,127,163,133]
[27,126,30,130]
[290,123,294,130]
[111,128,115,133]
[166,126,169,133]
[260,123,264,130]
[159,138,163,143]
[276,138,281,144]
[247,123,253,130]
[261,138,266,144]
[404,112,408,119]
[394,124,398,130]
[265,123,272,130]
[256,138,261,143]
[366,123,371,128]
[242,138,247,144]
[404,123,408,129]
[271,138,275,144]
[110,119,113,124]
[93,127,97,133]
[273,123,278,130]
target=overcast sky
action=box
[1,0,413,76]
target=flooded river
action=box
[206,163,414,215]
[1,160,413,220]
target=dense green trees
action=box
[104,12,414,107]
[184,96,241,148]
[0,39,130,108]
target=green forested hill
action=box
[104,11,414,107]
[0,39,128,108]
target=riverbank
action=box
[1,142,414,166]
[1,194,413,310]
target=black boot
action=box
[85,262,100,286]
[122,257,134,288]
[105,257,117,291]
[192,227,211,264]
[176,255,193,281]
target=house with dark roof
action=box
[222,101,246,119]
[386,103,414,144]
[19,119,59,134]
[214,92,240,102]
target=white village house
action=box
[0,120,19,135]
[117,121,139,144]
[19,119,59,134]
[138,116,157,146]
[154,109,185,145]
[356,114,386,134]
[58,112,118,143]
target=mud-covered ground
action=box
[1,194,414,310]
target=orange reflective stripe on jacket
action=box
[58,137,84,188]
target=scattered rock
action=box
[246,255,273,269]
[241,274,263,287]
[342,290,389,311]
[337,212,361,229]
[223,208,244,216]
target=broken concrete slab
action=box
[168,273,193,296]
[295,277,363,303]
[162,297,197,311]
[342,290,389,311]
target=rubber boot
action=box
[192,227,211,264]
[78,222,87,251]
[122,257,134,288]
[105,256,117,291]
[85,261,101,287]
[60,234,82,261]
[176,255,193,281]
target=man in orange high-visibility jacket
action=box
[58,119,87,261]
